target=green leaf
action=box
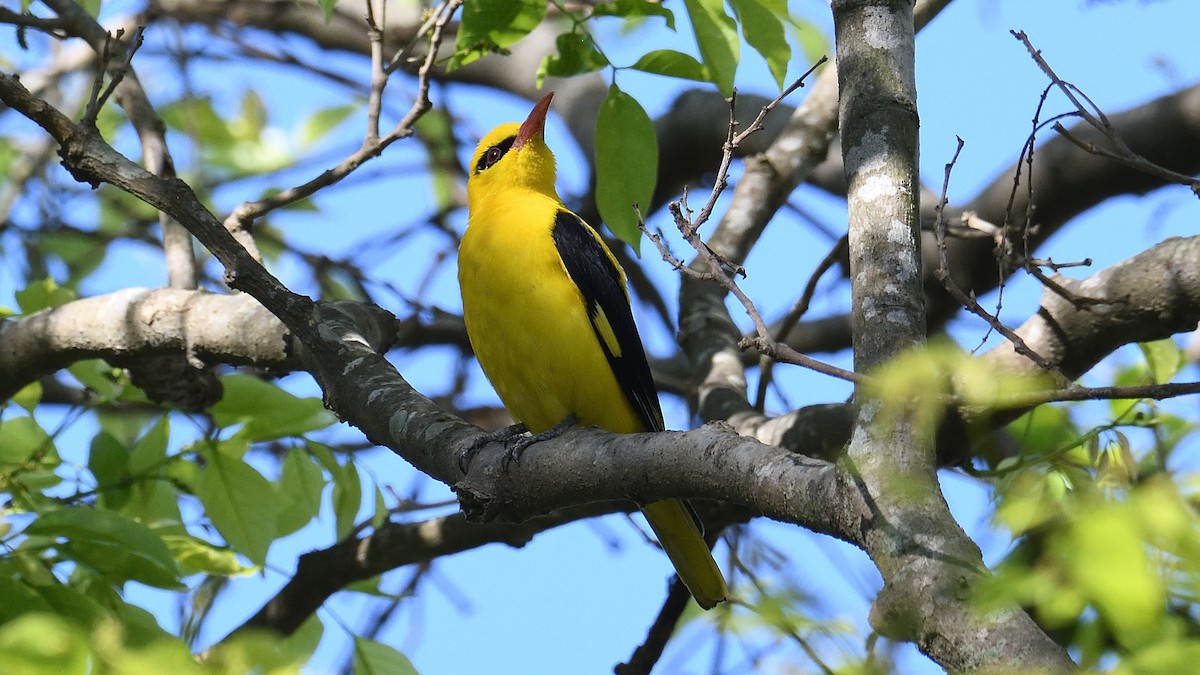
[629,49,710,81]
[595,85,658,251]
[88,432,131,511]
[26,509,183,590]
[0,613,92,675]
[162,533,253,577]
[300,104,356,147]
[0,416,54,468]
[66,360,125,402]
[683,0,740,96]
[1140,338,1183,385]
[275,449,327,537]
[12,381,42,413]
[332,461,362,541]
[353,637,418,675]
[317,0,336,23]
[15,277,76,314]
[592,0,675,29]
[31,584,109,631]
[728,0,791,90]
[129,416,169,477]
[451,0,547,69]
[372,483,388,530]
[0,576,52,625]
[194,441,280,567]
[211,374,337,441]
[537,31,610,86]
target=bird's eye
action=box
[484,146,503,167]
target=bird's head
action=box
[467,93,559,207]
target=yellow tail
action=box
[641,500,728,609]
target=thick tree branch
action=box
[834,1,1072,671]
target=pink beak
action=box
[514,93,554,149]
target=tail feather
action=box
[641,499,728,609]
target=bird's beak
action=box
[514,92,554,150]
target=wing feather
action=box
[550,210,664,433]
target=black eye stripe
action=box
[475,135,516,173]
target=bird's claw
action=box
[458,422,528,473]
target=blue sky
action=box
[3,0,1200,673]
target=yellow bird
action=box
[458,93,728,609]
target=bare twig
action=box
[223,0,463,242]
[1013,29,1200,198]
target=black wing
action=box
[551,210,665,433]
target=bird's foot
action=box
[457,422,528,473]
[501,415,578,471]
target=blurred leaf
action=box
[0,576,52,625]
[414,109,461,211]
[683,0,739,96]
[595,84,657,252]
[1061,506,1165,647]
[88,432,131,511]
[629,49,710,81]
[1140,338,1183,384]
[40,230,106,282]
[537,30,609,86]
[451,0,546,69]
[275,449,326,537]
[332,461,362,541]
[161,533,253,577]
[1114,639,1200,675]
[0,416,54,468]
[194,440,279,567]
[211,375,337,441]
[13,381,42,413]
[161,96,236,149]
[15,278,76,314]
[26,509,183,590]
[592,0,675,28]
[317,0,336,22]
[728,0,790,90]
[281,614,324,665]
[129,416,169,477]
[0,613,92,675]
[208,629,304,674]
[300,104,356,147]
[66,359,125,403]
[353,637,418,675]
[372,484,388,530]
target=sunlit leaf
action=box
[353,637,418,675]
[1140,338,1183,385]
[275,449,326,537]
[683,0,740,96]
[629,49,710,81]
[0,613,92,674]
[538,30,609,86]
[211,375,337,441]
[595,84,657,251]
[15,278,76,314]
[0,416,54,468]
[592,0,675,29]
[451,0,546,69]
[300,104,356,147]
[194,440,279,567]
[728,0,791,90]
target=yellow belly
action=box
[458,197,642,435]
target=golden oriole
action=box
[458,93,728,609]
